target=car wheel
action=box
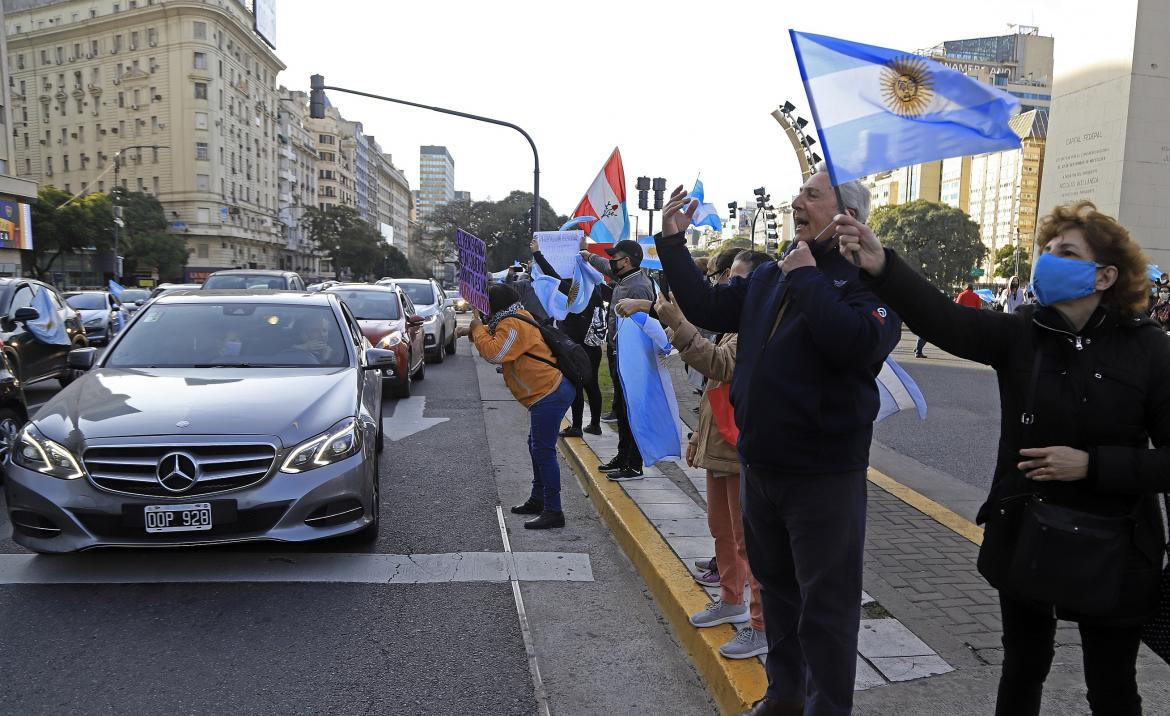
[412,352,426,381]
[432,331,445,364]
[0,407,25,475]
[445,328,457,355]
[349,462,381,544]
[375,407,384,454]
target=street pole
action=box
[310,75,541,237]
[749,206,763,251]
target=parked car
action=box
[446,289,469,313]
[325,283,425,398]
[64,291,127,345]
[307,280,340,293]
[150,283,201,299]
[120,288,151,314]
[0,279,87,388]
[3,290,395,553]
[378,278,457,363]
[0,349,29,471]
[202,270,306,291]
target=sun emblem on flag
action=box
[880,56,935,117]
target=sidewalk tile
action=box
[857,619,935,658]
[628,490,695,505]
[869,655,954,682]
[640,502,707,520]
[666,535,717,559]
[654,518,711,538]
[855,657,887,690]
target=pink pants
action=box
[708,470,764,631]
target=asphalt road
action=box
[0,318,714,716]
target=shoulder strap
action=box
[510,314,560,367]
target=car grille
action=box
[84,443,278,497]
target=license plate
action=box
[144,503,213,533]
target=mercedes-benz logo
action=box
[156,452,200,493]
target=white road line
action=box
[496,506,552,716]
[383,395,449,441]
[0,551,594,585]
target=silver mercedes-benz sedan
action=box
[3,290,396,553]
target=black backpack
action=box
[510,314,590,387]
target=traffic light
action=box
[651,177,666,210]
[636,177,650,211]
[728,201,737,219]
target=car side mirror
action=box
[135,299,145,306]
[406,315,424,327]
[67,347,98,371]
[363,348,397,370]
[13,307,39,323]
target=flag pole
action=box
[832,185,861,266]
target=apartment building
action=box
[276,87,329,278]
[0,2,39,277]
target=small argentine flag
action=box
[876,357,927,423]
[790,30,1021,185]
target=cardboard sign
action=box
[455,229,490,315]
[534,230,583,278]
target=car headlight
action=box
[280,417,360,474]
[12,424,84,479]
[378,333,403,348]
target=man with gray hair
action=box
[654,165,900,716]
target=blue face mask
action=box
[1029,252,1105,307]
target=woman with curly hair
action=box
[838,201,1169,715]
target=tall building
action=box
[305,104,354,212]
[415,144,453,223]
[275,87,327,278]
[373,151,410,254]
[453,189,469,205]
[4,0,287,283]
[0,1,39,277]
[919,27,1054,111]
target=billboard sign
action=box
[0,200,33,250]
[253,0,276,50]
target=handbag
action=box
[1140,494,1170,664]
[706,383,739,446]
[991,346,1133,615]
[584,307,606,348]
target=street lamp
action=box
[309,74,542,237]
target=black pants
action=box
[741,466,866,715]
[996,591,1143,716]
[608,347,641,470]
[570,344,602,429]
[915,335,928,355]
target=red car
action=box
[325,284,425,398]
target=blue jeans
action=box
[527,377,575,512]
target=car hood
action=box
[33,367,357,448]
[359,319,403,344]
[412,303,438,317]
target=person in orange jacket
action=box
[956,283,984,309]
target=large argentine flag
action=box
[875,357,927,423]
[616,313,681,466]
[790,30,1021,185]
[572,148,630,246]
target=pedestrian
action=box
[956,283,983,309]
[505,262,551,324]
[528,238,605,437]
[839,200,1170,716]
[657,165,902,716]
[457,283,576,529]
[1149,284,1170,330]
[580,238,656,481]
[1000,275,1027,313]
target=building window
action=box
[152,147,159,163]
[40,50,49,66]
[197,243,209,258]
[195,142,209,160]
[194,111,208,129]
[194,82,207,99]
[130,31,138,50]
[196,173,210,191]
[197,207,210,223]
[147,28,157,46]
[113,35,122,52]
[193,21,207,40]
[193,51,206,70]
[16,54,24,70]
[90,39,99,56]
[117,91,124,108]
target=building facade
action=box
[275,86,328,278]
[4,0,288,283]
[0,1,39,277]
[415,144,452,223]
[919,27,1054,111]
[305,104,354,212]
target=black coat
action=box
[866,250,1170,624]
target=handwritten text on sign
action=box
[455,228,490,315]
[535,230,584,277]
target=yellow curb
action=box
[558,431,767,715]
[866,468,984,546]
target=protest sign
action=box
[455,229,490,315]
[534,230,583,277]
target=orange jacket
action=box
[471,311,563,407]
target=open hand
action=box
[780,241,816,275]
[1018,446,1089,481]
[662,185,696,237]
[835,213,886,276]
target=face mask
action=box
[1029,252,1104,307]
[609,258,625,274]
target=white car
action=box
[63,291,127,345]
[376,278,457,363]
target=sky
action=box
[272,0,1074,222]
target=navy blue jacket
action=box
[656,231,902,475]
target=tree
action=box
[710,237,753,257]
[115,191,190,281]
[869,200,986,292]
[301,205,387,281]
[992,244,1031,281]
[380,244,413,279]
[27,186,113,280]
[426,191,567,271]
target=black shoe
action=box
[600,411,618,423]
[583,424,602,435]
[559,426,583,438]
[510,498,543,515]
[607,466,644,481]
[914,352,927,358]
[598,456,624,472]
[524,511,565,529]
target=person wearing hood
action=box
[1000,276,1027,314]
[839,201,1170,715]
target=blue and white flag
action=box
[638,235,663,271]
[530,255,605,321]
[686,178,722,232]
[616,314,681,466]
[875,357,927,423]
[790,30,1021,185]
[108,279,125,299]
[27,287,70,346]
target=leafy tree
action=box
[114,190,189,281]
[711,237,754,256]
[380,244,413,278]
[869,200,986,292]
[992,243,1031,281]
[301,205,387,281]
[426,191,567,271]
[27,186,113,280]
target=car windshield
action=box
[203,274,287,290]
[121,289,149,302]
[329,290,399,320]
[65,293,107,310]
[105,303,348,368]
[397,282,435,306]
[446,290,460,299]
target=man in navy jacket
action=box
[656,167,901,716]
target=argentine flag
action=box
[875,358,927,423]
[529,255,605,321]
[616,313,681,466]
[686,178,722,233]
[27,287,70,346]
[790,30,1021,185]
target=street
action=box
[0,317,714,716]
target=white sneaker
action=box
[688,599,749,628]
[719,626,768,659]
